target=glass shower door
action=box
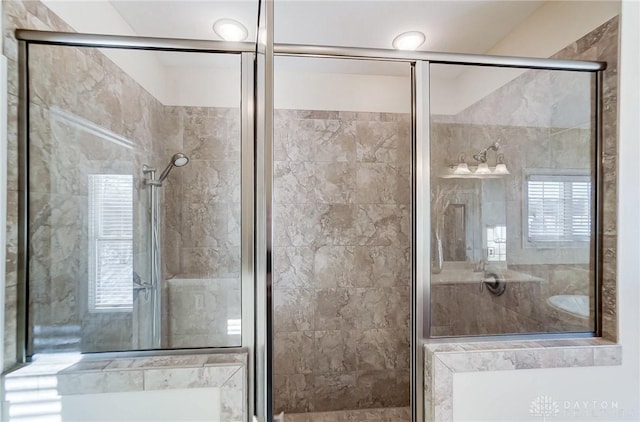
[428,63,597,337]
[26,43,243,355]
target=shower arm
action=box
[472,141,500,163]
[157,162,175,183]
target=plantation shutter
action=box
[526,175,592,243]
[88,174,134,311]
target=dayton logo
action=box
[530,395,560,421]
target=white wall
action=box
[441,0,621,116]
[164,66,241,108]
[451,1,640,420]
[274,71,410,113]
[60,388,221,422]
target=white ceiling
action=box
[110,0,543,52]
[274,0,544,52]
[108,0,544,74]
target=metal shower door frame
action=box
[14,27,606,422]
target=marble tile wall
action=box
[159,105,242,348]
[429,17,618,338]
[272,110,411,413]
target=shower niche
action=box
[25,43,244,355]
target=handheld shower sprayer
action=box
[144,152,190,187]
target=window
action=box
[525,174,592,244]
[88,174,134,311]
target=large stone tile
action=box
[314,162,356,204]
[274,331,315,375]
[313,288,358,331]
[183,109,241,161]
[274,247,315,289]
[182,160,241,204]
[356,120,403,163]
[356,328,410,371]
[274,203,327,247]
[353,245,410,288]
[356,163,405,204]
[180,245,241,278]
[314,373,357,412]
[354,287,410,330]
[355,369,410,408]
[274,373,315,413]
[313,246,355,289]
[274,288,315,332]
[313,330,357,373]
[274,161,315,204]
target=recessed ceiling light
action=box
[392,31,426,51]
[213,19,248,42]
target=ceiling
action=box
[110,1,544,52]
[108,0,545,74]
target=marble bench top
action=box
[431,267,544,284]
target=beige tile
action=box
[274,288,315,332]
[274,247,315,289]
[313,330,357,373]
[355,369,410,408]
[313,288,358,331]
[314,373,357,412]
[274,331,315,375]
[274,161,315,204]
[357,328,410,371]
[313,246,355,289]
[314,162,356,204]
[274,373,315,413]
[57,370,144,395]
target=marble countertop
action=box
[431,265,544,285]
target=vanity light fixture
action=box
[444,142,510,178]
[213,18,248,42]
[392,31,426,50]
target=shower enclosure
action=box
[14,15,607,422]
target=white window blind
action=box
[526,175,592,243]
[88,174,134,311]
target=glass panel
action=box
[429,64,596,337]
[27,44,242,355]
[272,56,412,417]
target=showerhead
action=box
[172,152,189,167]
[158,152,190,184]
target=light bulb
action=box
[453,162,472,175]
[392,31,426,51]
[494,163,510,175]
[475,163,492,175]
[213,19,248,42]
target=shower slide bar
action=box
[15,29,606,71]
